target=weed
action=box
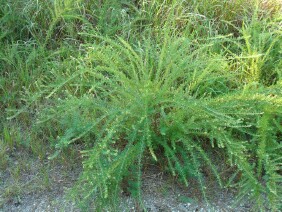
[1,0,282,211]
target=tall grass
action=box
[1,0,282,211]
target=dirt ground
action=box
[1,159,251,212]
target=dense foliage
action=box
[1,0,281,211]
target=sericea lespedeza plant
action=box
[35,33,282,211]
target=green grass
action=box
[1,0,282,211]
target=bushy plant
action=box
[31,34,282,210]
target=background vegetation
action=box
[1,0,282,211]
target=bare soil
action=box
[1,160,251,212]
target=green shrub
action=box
[32,34,282,210]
